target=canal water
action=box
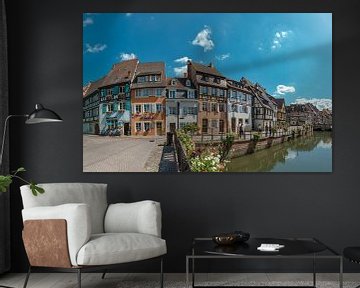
[226,132,332,172]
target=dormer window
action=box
[203,75,209,82]
[215,78,221,84]
[171,79,176,86]
[186,79,191,87]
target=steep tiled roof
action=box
[132,62,167,88]
[101,59,139,87]
[189,61,225,78]
[226,79,251,94]
[269,96,285,109]
[167,77,195,89]
[83,76,105,98]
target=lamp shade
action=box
[25,104,63,124]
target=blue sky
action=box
[83,13,332,110]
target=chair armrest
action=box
[22,203,91,266]
[104,200,162,237]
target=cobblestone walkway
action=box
[83,135,165,172]
[158,144,179,172]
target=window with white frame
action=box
[169,107,177,115]
[188,107,197,115]
[169,90,176,98]
[135,105,142,113]
[211,103,217,112]
[211,119,218,128]
[188,90,195,99]
[136,122,142,131]
[202,102,208,111]
[212,87,216,96]
[186,79,191,87]
[156,89,162,96]
[144,122,150,131]
[219,103,225,112]
[106,104,113,112]
[143,104,151,113]
[232,104,237,113]
[118,102,125,111]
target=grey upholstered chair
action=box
[20,183,166,288]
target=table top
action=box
[190,237,340,258]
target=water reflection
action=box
[227,132,332,172]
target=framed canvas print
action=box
[82,13,332,173]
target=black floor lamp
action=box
[0,103,63,167]
[0,103,62,288]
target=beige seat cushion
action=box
[76,233,167,266]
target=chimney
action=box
[208,62,214,68]
[183,72,187,78]
[187,60,191,65]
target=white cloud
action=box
[285,150,298,160]
[317,141,332,149]
[216,53,230,61]
[126,13,132,17]
[174,65,188,76]
[85,43,107,53]
[191,26,214,52]
[119,52,137,61]
[174,56,192,64]
[83,17,93,27]
[271,30,293,50]
[293,98,332,111]
[276,84,296,95]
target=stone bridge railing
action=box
[173,132,191,172]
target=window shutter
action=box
[102,104,107,113]
[113,86,119,95]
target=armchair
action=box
[20,183,166,288]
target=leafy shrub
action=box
[219,134,235,162]
[176,130,195,156]
[181,123,199,134]
[189,152,223,172]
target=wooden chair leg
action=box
[22,266,31,288]
[77,269,81,288]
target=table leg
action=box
[186,257,189,288]
[313,254,316,287]
[339,257,343,288]
[192,257,195,288]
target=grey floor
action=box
[1,273,360,288]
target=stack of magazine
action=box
[257,243,285,252]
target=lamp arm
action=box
[0,114,28,169]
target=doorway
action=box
[124,123,130,135]
[156,122,163,135]
[169,123,176,132]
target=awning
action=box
[109,112,119,118]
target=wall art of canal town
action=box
[83,13,332,173]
